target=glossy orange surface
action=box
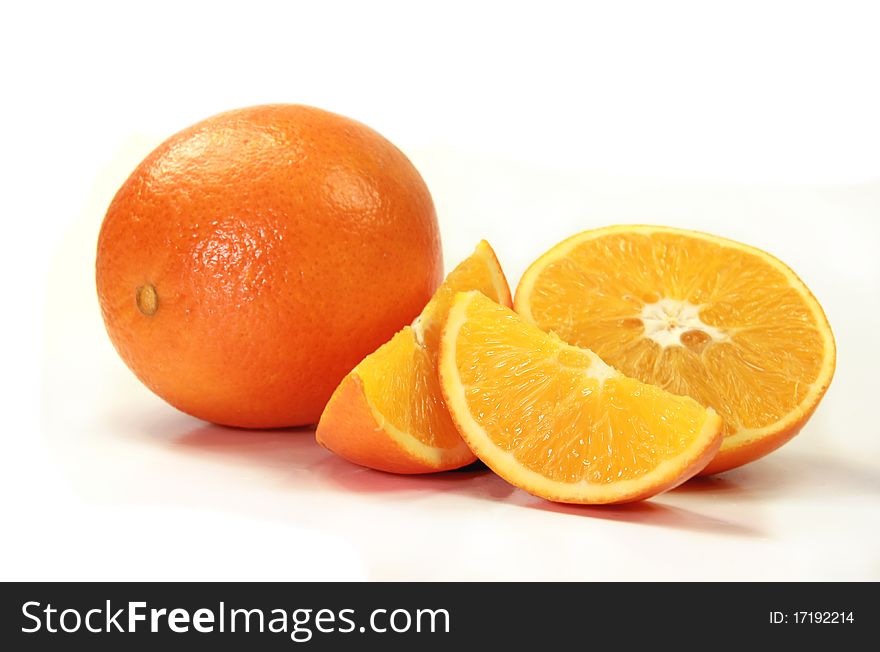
[97,104,442,427]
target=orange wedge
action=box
[439,291,723,504]
[515,225,836,475]
[316,241,512,473]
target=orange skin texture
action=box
[96,104,442,428]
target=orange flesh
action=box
[415,240,509,353]
[451,295,714,484]
[357,326,464,450]
[519,230,829,439]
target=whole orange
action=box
[96,104,442,428]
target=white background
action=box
[3,1,879,580]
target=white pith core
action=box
[638,298,730,348]
[585,354,617,385]
[411,315,426,348]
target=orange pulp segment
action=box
[439,291,723,503]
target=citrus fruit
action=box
[438,291,723,504]
[96,104,442,428]
[515,225,836,475]
[316,241,511,473]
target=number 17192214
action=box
[770,612,854,624]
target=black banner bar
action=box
[1,582,872,650]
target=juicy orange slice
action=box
[439,291,723,504]
[316,241,511,473]
[515,225,836,475]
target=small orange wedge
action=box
[515,225,836,475]
[316,241,512,473]
[439,291,723,504]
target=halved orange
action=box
[316,241,512,473]
[515,225,836,475]
[439,291,723,504]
